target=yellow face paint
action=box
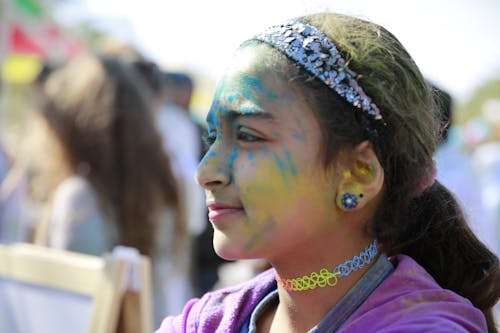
[196,46,341,260]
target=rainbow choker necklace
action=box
[276,240,378,291]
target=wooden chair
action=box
[113,245,153,333]
[0,243,127,333]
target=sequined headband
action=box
[255,20,385,126]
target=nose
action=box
[196,146,233,190]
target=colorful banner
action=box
[2,53,42,84]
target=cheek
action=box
[239,151,316,222]
[238,151,339,234]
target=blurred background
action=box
[1,0,499,249]
[1,0,500,272]
[1,0,500,144]
[0,0,499,324]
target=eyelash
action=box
[236,126,263,142]
[203,125,263,148]
[203,132,217,148]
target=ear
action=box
[335,141,384,211]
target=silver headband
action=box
[255,20,385,125]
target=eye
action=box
[203,131,218,148]
[236,126,263,142]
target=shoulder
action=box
[0,145,11,179]
[51,176,100,221]
[157,105,188,126]
[53,176,96,207]
[155,268,277,333]
[340,255,487,333]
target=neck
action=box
[264,235,378,332]
[275,240,377,291]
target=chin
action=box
[213,239,257,261]
[212,230,267,260]
[213,242,244,261]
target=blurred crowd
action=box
[432,83,500,257]
[0,42,232,327]
[1,39,499,330]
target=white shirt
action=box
[156,104,206,237]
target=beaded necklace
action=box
[275,240,378,291]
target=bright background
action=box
[53,0,500,102]
[2,0,500,145]
[1,0,500,270]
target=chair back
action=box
[0,243,126,333]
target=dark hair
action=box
[429,82,453,144]
[161,71,194,110]
[244,13,499,331]
[38,55,183,256]
[132,60,163,94]
[162,72,194,90]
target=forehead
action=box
[207,44,325,159]
[208,45,295,115]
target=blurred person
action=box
[97,36,147,63]
[155,71,222,294]
[157,13,499,332]
[29,55,188,326]
[470,100,500,323]
[472,138,500,324]
[0,141,30,243]
[433,84,496,255]
[131,59,208,316]
[471,139,500,258]
[156,71,206,239]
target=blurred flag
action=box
[1,0,84,84]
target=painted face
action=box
[196,45,341,260]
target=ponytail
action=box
[259,13,500,329]
[390,181,500,332]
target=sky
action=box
[55,0,500,103]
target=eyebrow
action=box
[206,108,277,125]
[231,109,276,121]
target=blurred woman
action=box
[30,54,188,325]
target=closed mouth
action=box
[206,201,244,221]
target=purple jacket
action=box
[156,255,487,332]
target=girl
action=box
[31,55,188,326]
[157,13,499,332]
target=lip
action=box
[206,201,244,222]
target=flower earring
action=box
[341,192,364,209]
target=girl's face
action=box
[196,46,341,260]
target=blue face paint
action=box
[245,217,276,250]
[197,45,342,261]
[239,74,278,103]
[208,109,220,128]
[227,93,240,103]
[260,147,271,154]
[216,168,230,178]
[240,74,264,101]
[228,147,239,171]
[284,150,297,175]
[272,150,297,176]
[273,153,287,173]
[217,47,277,105]
[269,149,297,188]
[273,153,291,189]
[218,105,229,114]
[292,132,306,143]
[240,106,257,115]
